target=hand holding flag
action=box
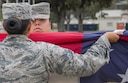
[103,32,120,42]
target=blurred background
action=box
[0,0,128,32]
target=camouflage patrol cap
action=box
[2,3,31,20]
[31,2,50,20]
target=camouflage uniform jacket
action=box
[0,35,110,83]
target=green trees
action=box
[0,0,114,31]
[47,0,113,32]
[46,0,83,31]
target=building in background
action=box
[5,0,35,4]
[116,0,128,9]
[95,9,128,30]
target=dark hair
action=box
[3,17,30,34]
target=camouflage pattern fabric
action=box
[2,3,31,20]
[31,2,50,20]
[0,34,110,83]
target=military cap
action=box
[2,3,31,20]
[31,2,50,20]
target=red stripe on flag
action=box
[0,33,7,41]
[0,32,83,53]
[120,35,128,42]
[29,32,83,53]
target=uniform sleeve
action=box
[43,35,111,77]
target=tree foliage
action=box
[0,0,114,31]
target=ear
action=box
[2,22,7,32]
[23,23,31,36]
[2,22,5,29]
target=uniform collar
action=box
[3,35,32,42]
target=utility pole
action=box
[32,0,35,4]
[28,0,30,4]
[6,0,9,3]
[22,0,25,2]
[16,0,18,3]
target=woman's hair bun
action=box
[4,17,22,31]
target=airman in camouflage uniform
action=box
[30,2,51,32]
[0,2,120,83]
